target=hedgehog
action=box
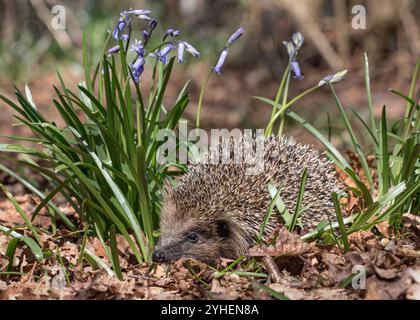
[152,135,339,264]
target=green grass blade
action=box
[332,192,350,252]
[5,238,20,271]
[267,184,293,227]
[289,168,308,232]
[379,106,390,196]
[252,282,289,300]
[329,83,374,189]
[109,225,123,280]
[364,53,377,135]
[258,185,281,243]
[0,227,44,262]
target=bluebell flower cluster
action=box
[107,9,200,83]
[283,32,305,81]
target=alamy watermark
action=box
[352,265,367,290]
[51,5,66,30]
[351,5,367,30]
[156,126,266,175]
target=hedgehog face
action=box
[153,217,234,265]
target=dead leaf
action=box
[365,273,412,300]
[210,278,239,300]
[375,221,390,238]
[249,227,313,257]
[269,280,353,300]
[406,284,420,300]
[374,266,399,280]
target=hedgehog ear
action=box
[215,219,230,239]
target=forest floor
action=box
[0,60,419,300]
[0,187,419,300]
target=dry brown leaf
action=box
[209,278,239,300]
[249,227,313,257]
[374,266,400,280]
[406,284,420,300]
[375,221,390,238]
[365,272,412,300]
[269,280,353,300]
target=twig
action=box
[261,256,282,283]
[398,0,420,56]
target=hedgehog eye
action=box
[186,232,199,243]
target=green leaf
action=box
[252,282,289,300]
[0,226,44,262]
[258,184,281,243]
[109,225,123,280]
[5,238,20,271]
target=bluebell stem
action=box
[213,48,228,75]
[291,61,304,81]
[107,45,121,55]
[177,41,185,64]
[227,27,244,46]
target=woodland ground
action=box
[0,59,419,300]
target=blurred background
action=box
[0,0,419,149]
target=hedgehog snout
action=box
[152,249,165,262]
[152,241,184,263]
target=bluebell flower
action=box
[213,49,228,75]
[291,61,304,81]
[142,30,150,42]
[148,19,158,31]
[176,41,200,64]
[184,42,200,57]
[318,70,348,86]
[111,11,131,40]
[128,9,151,16]
[131,56,145,83]
[227,27,244,46]
[284,32,305,81]
[292,32,304,51]
[156,43,175,64]
[137,14,151,21]
[177,41,185,64]
[107,45,121,55]
[283,41,296,61]
[165,28,181,38]
[130,39,144,56]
